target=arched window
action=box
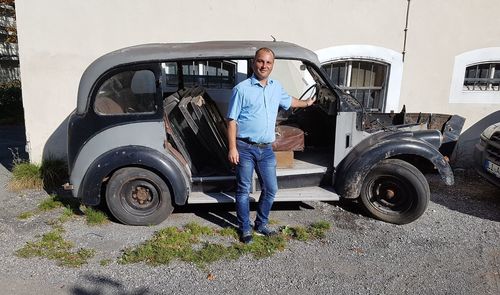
[449,48,500,103]
[463,62,500,91]
[322,60,390,112]
[316,45,403,113]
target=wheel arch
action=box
[334,137,453,199]
[78,145,190,206]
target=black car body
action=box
[474,123,500,187]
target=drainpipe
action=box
[402,0,411,62]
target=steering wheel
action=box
[292,83,318,114]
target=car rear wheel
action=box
[360,159,430,224]
[105,167,173,225]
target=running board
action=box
[188,186,340,204]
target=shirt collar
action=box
[250,74,274,87]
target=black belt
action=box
[237,137,271,147]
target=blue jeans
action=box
[235,140,278,234]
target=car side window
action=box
[94,70,157,115]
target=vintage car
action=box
[66,41,464,225]
[474,122,500,187]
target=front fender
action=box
[335,137,453,199]
[78,145,190,206]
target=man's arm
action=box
[227,119,239,165]
[290,96,316,108]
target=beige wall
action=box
[400,0,500,126]
[15,0,499,162]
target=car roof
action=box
[77,41,320,114]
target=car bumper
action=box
[473,139,500,188]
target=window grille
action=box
[463,63,500,91]
[322,60,389,112]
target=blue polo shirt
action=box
[227,74,292,143]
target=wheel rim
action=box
[119,178,161,216]
[367,175,415,215]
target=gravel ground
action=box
[0,164,499,295]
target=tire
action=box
[359,159,430,225]
[105,167,174,225]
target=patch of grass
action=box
[17,195,65,221]
[218,227,238,239]
[40,158,68,190]
[309,220,331,239]
[185,222,214,236]
[16,228,95,267]
[83,207,109,226]
[8,158,69,192]
[57,206,75,223]
[280,220,332,241]
[119,221,331,269]
[100,259,112,266]
[119,225,242,269]
[38,194,64,211]
[8,162,43,191]
[17,211,34,220]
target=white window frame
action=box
[315,45,403,113]
[449,47,500,104]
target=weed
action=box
[184,222,214,236]
[38,194,63,211]
[8,162,42,191]
[40,158,68,190]
[8,157,69,191]
[17,211,34,220]
[218,227,238,239]
[17,195,80,223]
[58,206,75,223]
[83,207,109,226]
[16,228,95,267]
[309,220,331,239]
[281,221,331,240]
[119,225,240,269]
[100,259,112,266]
[9,147,24,166]
[119,221,331,269]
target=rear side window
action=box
[94,70,157,115]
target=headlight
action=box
[482,123,500,140]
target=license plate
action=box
[485,160,500,178]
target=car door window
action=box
[94,70,156,115]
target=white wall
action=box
[400,0,500,127]
[15,0,500,162]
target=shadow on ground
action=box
[0,124,29,170]
[173,201,316,229]
[429,171,500,222]
[70,274,150,295]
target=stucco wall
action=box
[15,0,499,163]
[400,0,500,126]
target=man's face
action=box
[253,50,274,81]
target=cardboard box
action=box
[274,150,294,168]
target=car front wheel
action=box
[105,167,173,225]
[360,159,430,224]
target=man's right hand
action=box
[228,148,239,165]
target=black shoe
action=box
[254,226,277,237]
[240,232,253,244]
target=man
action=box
[226,47,316,244]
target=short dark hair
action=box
[255,47,275,59]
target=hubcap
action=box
[370,176,413,214]
[120,179,160,215]
[132,186,152,205]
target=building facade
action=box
[0,1,19,83]
[15,0,500,163]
